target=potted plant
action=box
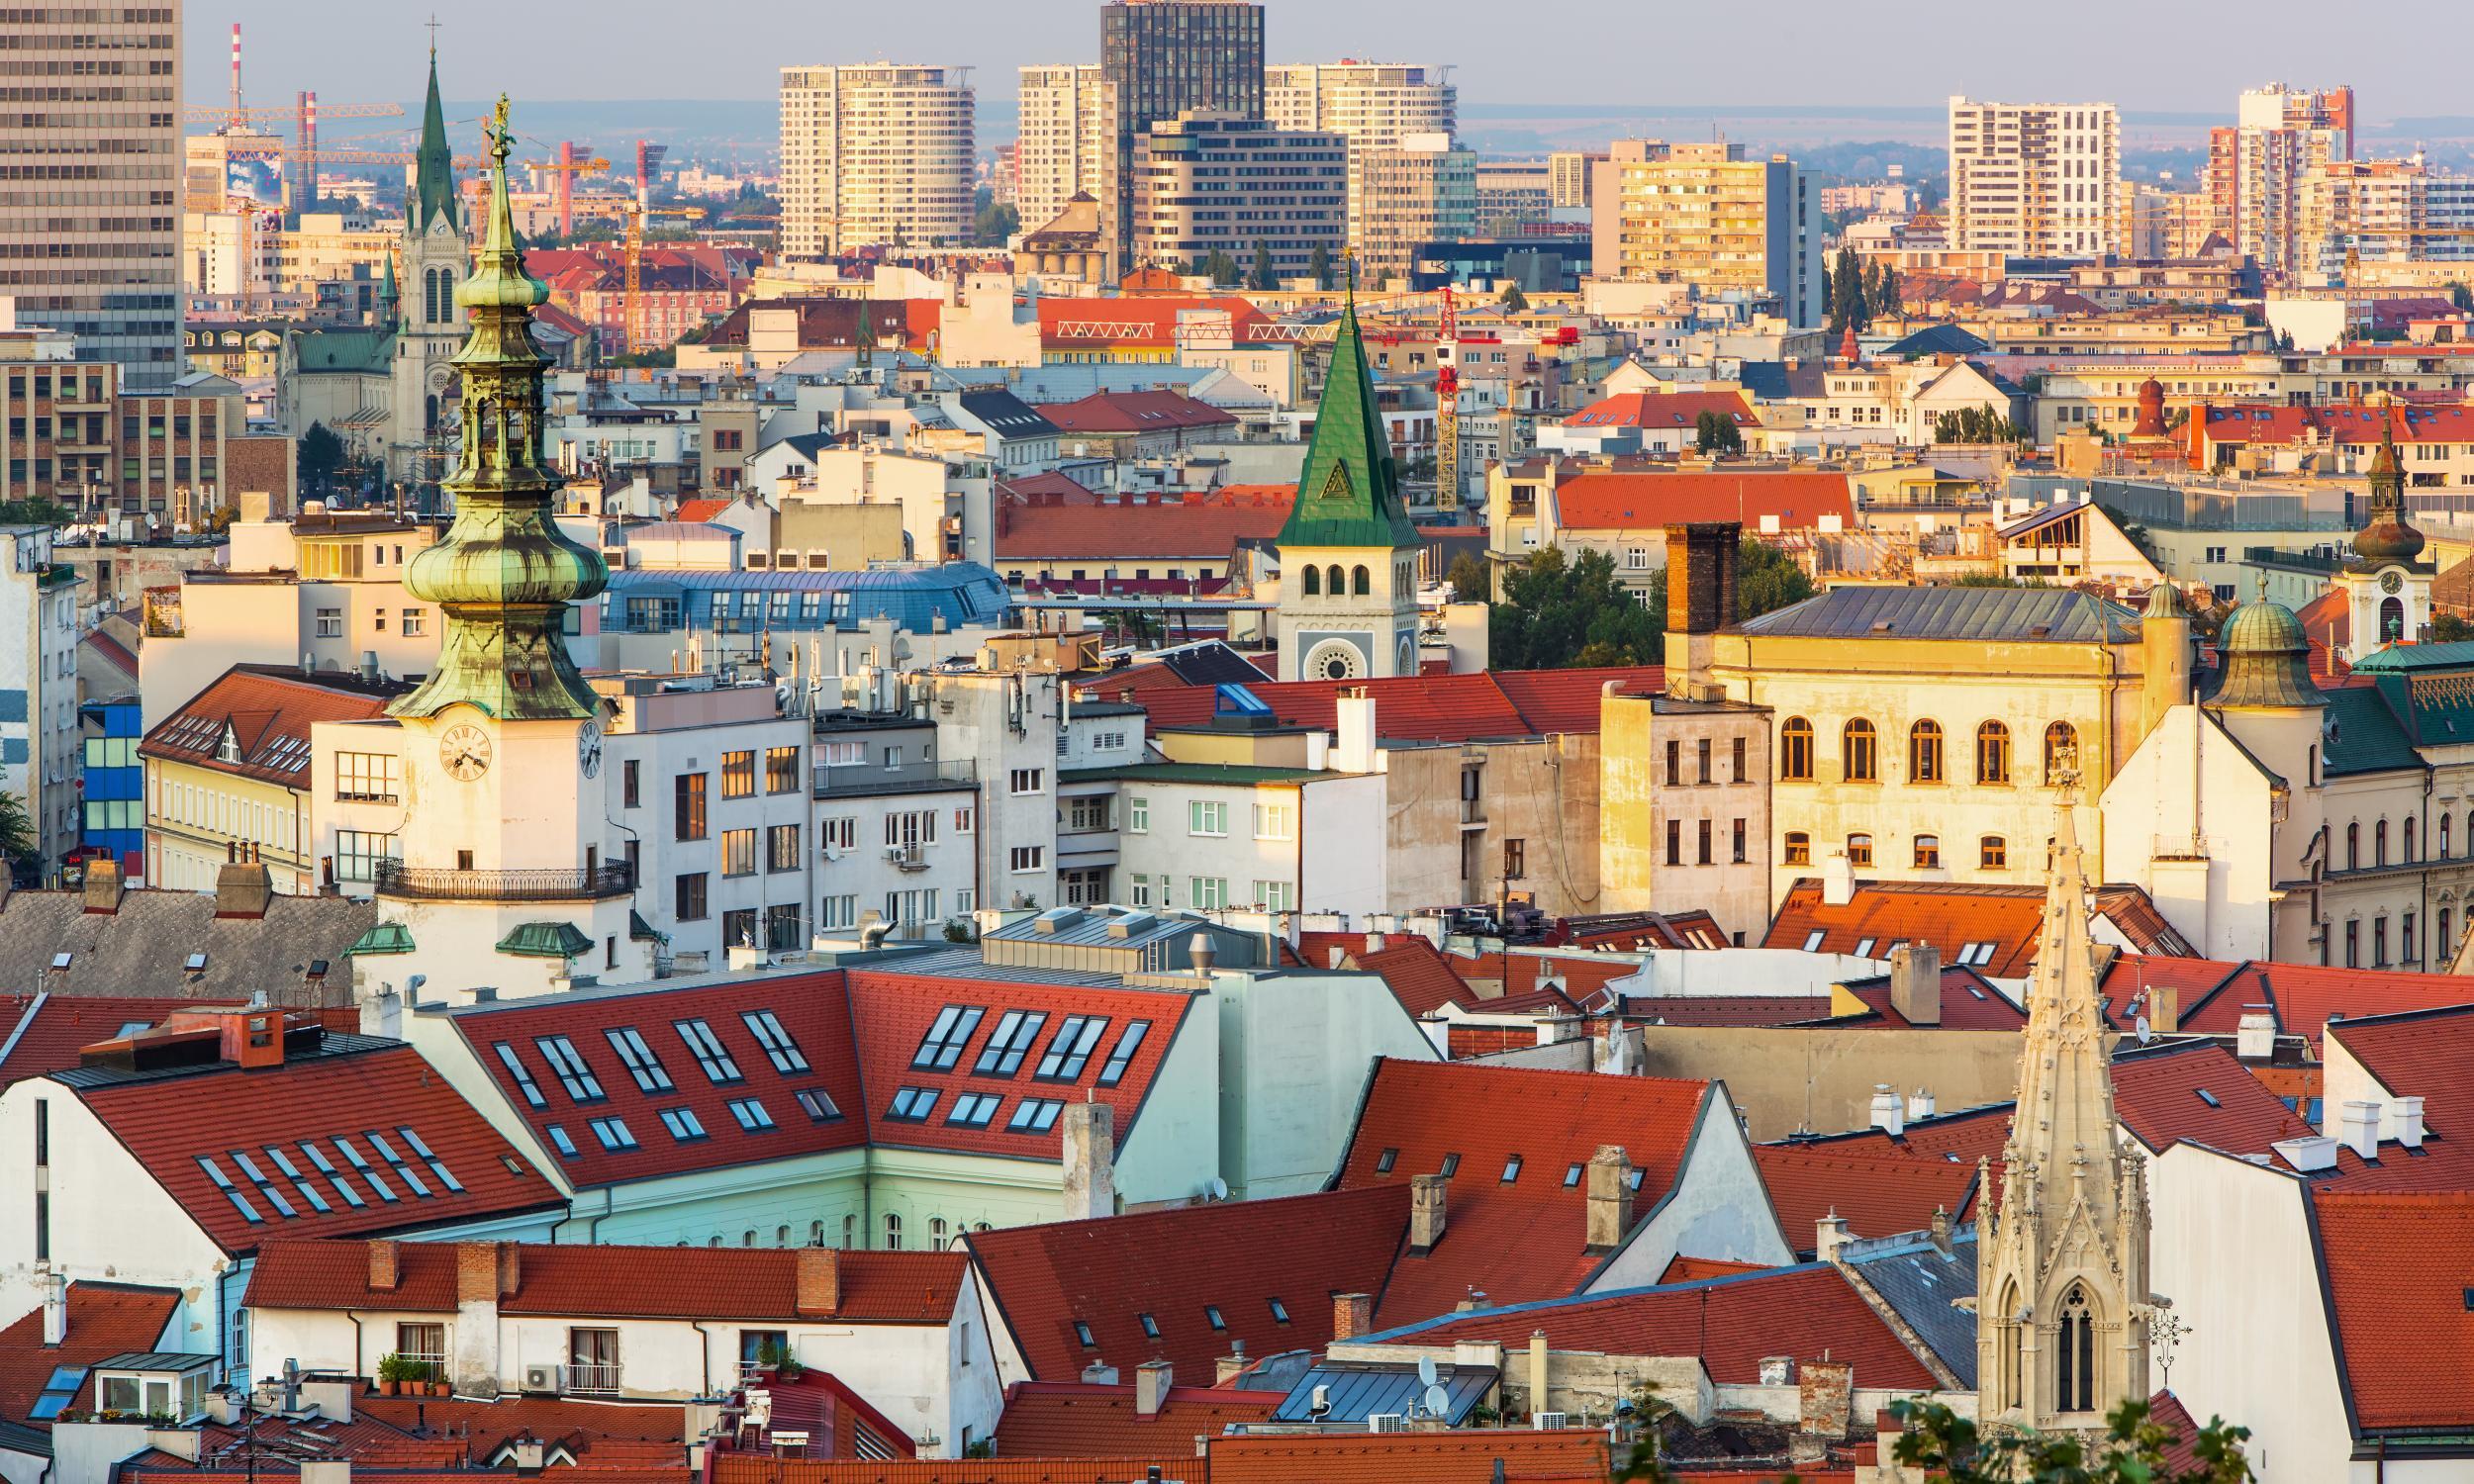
[375,1353,405,1395]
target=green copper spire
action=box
[390,96,607,723]
[1277,292,1419,551]
[378,247,400,326]
[412,46,458,233]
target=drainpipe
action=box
[689,1320,714,1397]
[346,1310,367,1382]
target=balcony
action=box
[373,860,635,901]
[812,759,976,799]
[565,1361,622,1395]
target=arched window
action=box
[1352,564,1371,596]
[422,269,435,325]
[1914,834,1941,869]
[2056,1283,2096,1414]
[2043,721,2079,785]
[1779,718,1815,781]
[1847,833,1874,867]
[2381,595,2405,643]
[1909,719,1945,783]
[2407,818,2418,863]
[1783,831,1811,866]
[1300,564,1320,597]
[1843,719,1878,783]
[929,1217,948,1247]
[1977,721,2012,784]
[709,1236,722,1248]
[1981,835,2007,869]
[809,1220,825,1247]
[2308,745,2319,787]
[883,1212,904,1251]
[776,1224,791,1247]
[2444,815,2454,860]
[840,1214,856,1249]
[742,1229,756,1248]
[1325,564,1345,597]
[1996,1282,2023,1408]
[2347,822,2360,871]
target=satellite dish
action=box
[1207,1175,1229,1201]
[2134,1013,2152,1045]
[1416,1354,1438,1388]
[1423,1383,1450,1418]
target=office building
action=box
[1475,159,1554,234]
[1591,141,1820,325]
[1266,63,1456,247]
[1101,0,1266,254]
[1015,64,1119,242]
[1358,134,1477,288]
[0,4,183,390]
[779,65,976,259]
[2212,84,2355,277]
[1130,114,1346,281]
[1947,98,2121,258]
[1550,150,1608,209]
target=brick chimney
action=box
[1332,1293,1372,1342]
[1408,1173,1449,1253]
[795,1247,841,1317]
[1662,520,1740,696]
[1061,1100,1117,1222]
[82,856,125,914]
[1887,944,1940,1026]
[215,842,275,919]
[1133,1359,1173,1418]
[368,1241,401,1293]
[1214,1341,1250,1386]
[1583,1145,1633,1253]
[450,1243,513,1394]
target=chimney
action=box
[1929,1206,1953,1255]
[1082,1360,1120,1385]
[1820,852,1855,908]
[300,1463,351,1484]
[1214,1341,1249,1386]
[2149,984,2179,1035]
[42,1270,65,1347]
[1133,1359,1173,1418]
[1408,1173,1450,1253]
[1332,1292,1372,1342]
[82,856,125,914]
[1815,1210,1852,1262]
[1061,1101,1117,1222]
[1905,1087,1937,1123]
[368,1240,401,1293]
[1868,1083,1904,1137]
[795,1247,841,1316]
[2236,1011,2275,1061]
[215,848,275,919]
[1583,1145,1633,1253]
[1364,931,1386,955]
[2398,1096,2426,1150]
[1797,1360,1855,1439]
[2339,1099,2381,1160]
[1887,944,1940,1025]
[219,1007,288,1069]
[1661,520,1740,695]
[1334,692,1378,774]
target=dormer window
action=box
[95,1354,214,1422]
[216,725,240,764]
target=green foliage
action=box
[2451,280,2474,314]
[963,1439,997,1460]
[0,778,36,877]
[1194,250,1242,287]
[1934,404,2024,444]
[1446,551,1492,603]
[1617,1398,2252,1483]
[1490,546,1662,669]
[0,498,73,526]
[1310,243,1334,292]
[1638,539,1813,627]
[1500,280,1530,313]
[1828,250,1873,334]
[1694,409,1745,455]
[2433,611,2474,642]
[973,194,1020,248]
[298,420,345,496]
[1248,240,1276,292]
[608,347,677,369]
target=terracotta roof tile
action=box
[1763,880,2047,977]
[2110,1042,2316,1156]
[674,499,730,523]
[1340,940,1479,1017]
[139,665,408,790]
[1036,296,1281,349]
[995,491,1292,562]
[992,1382,1276,1457]
[1834,969,2028,1031]
[0,994,243,1087]
[1563,390,1760,430]
[712,1459,1174,1484]
[1752,1145,1980,1254]
[1658,1254,1773,1283]
[966,1185,1408,1383]
[2327,1003,2474,1135]
[1332,1059,1718,1325]
[1616,996,1835,1027]
[2182,961,2471,1050]
[1553,471,1853,532]
[1205,1427,1612,1482]
[2312,1190,2474,1434]
[0,1282,180,1427]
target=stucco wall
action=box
[1212,969,1439,1199]
[1590,1086,1796,1288]
[1630,1026,2027,1142]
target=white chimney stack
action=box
[2236,1012,2275,1061]
[1906,1087,1937,1122]
[42,1270,65,1347]
[1821,852,1855,908]
[2339,1099,2381,1160]
[1868,1083,1904,1137]
[2397,1096,2426,1150]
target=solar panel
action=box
[1214,683,1273,717]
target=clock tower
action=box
[2336,411,2431,662]
[364,96,647,1002]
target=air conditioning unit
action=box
[521,1363,561,1395]
[1368,1414,1405,1434]
[1532,1411,1569,1430]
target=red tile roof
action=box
[992,1381,1277,1457]
[966,1185,1408,1383]
[1037,296,1283,348]
[1374,1264,1941,1390]
[2327,1003,2474,1134]
[995,489,1293,562]
[349,1393,687,1450]
[245,1241,964,1326]
[139,665,405,789]
[674,498,731,523]
[1553,471,1853,532]
[1752,1145,1981,1253]
[1553,911,1731,952]
[1781,1104,2014,1167]
[1658,1254,1772,1283]
[1332,1059,1727,1324]
[1340,939,1479,1017]
[452,972,868,1189]
[0,1282,179,1427]
[1834,969,2028,1031]
[0,993,243,1086]
[712,1458,1176,1484]
[1616,996,1836,1027]
[2110,1042,2316,1156]
[1764,880,2047,976]
[71,1040,566,1254]
[2311,1190,2474,1434]
[2179,961,2472,1050]
[1033,391,1238,435]
[1105,668,1659,745]
[1563,390,1760,430]
[1205,1427,1613,1483]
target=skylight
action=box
[494,1043,547,1108]
[974,1010,1048,1076]
[535,1036,607,1102]
[676,1019,744,1083]
[604,1027,674,1093]
[1096,1021,1150,1086]
[1007,1098,1064,1133]
[659,1108,709,1142]
[913,1005,987,1070]
[727,1098,775,1131]
[1035,1015,1109,1080]
[741,1010,809,1073]
[887,1086,939,1122]
[948,1092,1002,1128]
[30,1365,87,1421]
[795,1089,842,1123]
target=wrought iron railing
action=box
[373,860,635,901]
[565,1361,622,1394]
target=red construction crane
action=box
[1435,284,1462,504]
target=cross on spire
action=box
[425,13,440,57]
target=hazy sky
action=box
[192,0,2469,119]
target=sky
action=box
[193,0,2472,122]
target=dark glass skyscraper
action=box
[1100,0,1265,256]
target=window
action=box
[1783,831,1811,867]
[2406,819,2418,863]
[2375,915,2390,968]
[675,1019,744,1082]
[659,1107,710,1143]
[1190,876,1229,909]
[721,828,758,878]
[588,1117,638,1152]
[1914,834,1941,869]
[1128,796,1149,832]
[1009,768,1045,794]
[1254,802,1292,839]
[2043,721,2079,785]
[1097,1021,1149,1085]
[1010,845,1045,873]
[1204,1305,1227,1331]
[334,751,399,803]
[1732,735,1748,782]
[622,759,641,809]
[2055,1284,2095,1414]
[1007,1097,1065,1132]
[720,750,757,798]
[334,829,396,883]
[1440,1154,1462,1177]
[1779,717,1814,781]
[1909,720,1944,783]
[30,1365,88,1422]
[947,1092,1003,1128]
[1665,739,1681,787]
[1696,819,1712,866]
[675,872,709,922]
[2446,815,2455,860]
[742,1010,808,1073]
[1501,1155,1523,1183]
[975,1010,1049,1076]
[1189,799,1228,836]
[1976,721,2011,784]
[767,823,802,873]
[2345,918,2360,968]
[535,1037,606,1102]
[2347,822,2360,871]
[913,1006,987,1069]
[887,1087,939,1122]
[796,1089,842,1123]
[674,773,708,840]
[1269,1298,1291,1324]
[1073,1321,1095,1347]
[765,746,801,793]
[2376,820,2390,867]
[1848,833,1875,867]
[2404,911,2418,963]
[1732,818,1748,864]
[1981,835,2008,869]
[603,1028,672,1093]
[1696,737,1713,785]
[1842,720,1878,782]
[1036,1015,1108,1079]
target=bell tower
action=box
[394,42,468,478]
[2336,411,2430,661]
[368,96,646,1001]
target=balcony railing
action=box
[373,860,635,901]
[812,760,976,798]
[565,1361,622,1394]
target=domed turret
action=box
[2208,585,2325,711]
[2130,377,2168,439]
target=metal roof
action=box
[1268,1358,1498,1425]
[1840,1227,1977,1386]
[605,562,1012,629]
[1738,585,2141,644]
[91,1351,218,1373]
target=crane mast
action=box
[1434,283,1461,508]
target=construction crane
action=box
[225,198,280,316]
[1434,284,1461,507]
[619,202,708,354]
[542,143,612,239]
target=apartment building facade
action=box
[1265,62,1456,247]
[1947,97,2121,259]
[1357,135,1477,288]
[1590,142,1819,326]
[1130,114,1346,281]
[2214,84,2354,278]
[778,65,976,258]
[1015,64,1119,238]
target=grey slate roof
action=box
[1738,360,1827,403]
[1738,585,2142,644]
[2319,686,2424,777]
[1842,1227,1978,1386]
[0,887,372,1003]
[1882,325,1991,359]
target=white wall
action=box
[1587,1083,1796,1290]
[2100,705,2278,962]
[1210,968,1439,1199]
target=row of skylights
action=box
[1072,1297,1292,1349]
[882,1086,1072,1134]
[490,1011,810,1110]
[908,1007,1150,1086]
[1372,1147,1647,1192]
[192,1128,460,1224]
[540,1088,839,1160]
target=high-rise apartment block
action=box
[1358,134,1477,288]
[1550,150,1608,209]
[2212,84,2355,277]
[778,64,976,259]
[1947,98,2121,258]
[1016,64,1119,236]
[1591,141,1819,325]
[0,4,182,390]
[1130,114,1345,282]
[1101,0,1266,254]
[2299,157,2474,275]
[1266,63,1457,247]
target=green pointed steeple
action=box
[1279,297,1419,551]
[412,46,458,233]
[390,95,607,723]
[378,247,400,325]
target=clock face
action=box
[577,722,604,780]
[439,722,493,782]
[2381,570,2404,595]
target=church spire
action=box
[379,246,400,327]
[1277,288,1419,552]
[389,95,606,723]
[412,43,458,233]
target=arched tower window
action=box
[1325,564,1345,597]
[1778,718,1814,782]
[1977,720,2011,784]
[1997,1281,2023,1408]
[1909,719,1944,783]
[1842,719,1877,783]
[2056,1283,2096,1414]
[1300,564,1320,597]
[2381,595,2405,643]
[1352,564,1371,596]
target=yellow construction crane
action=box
[189,102,402,125]
[619,201,708,354]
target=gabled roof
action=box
[1032,390,1237,435]
[995,489,1294,562]
[0,1282,180,1428]
[965,1185,1410,1382]
[448,972,868,1189]
[2326,1002,2474,1131]
[1329,1059,1720,1325]
[62,1039,565,1255]
[1338,939,1479,1017]
[1739,585,2141,643]
[1035,295,1282,349]
[0,993,242,1087]
[1764,878,2191,978]
[1752,1145,1980,1254]
[0,889,373,1000]
[1881,325,1991,358]
[954,389,1060,439]
[1839,1227,1979,1386]
[992,1381,1277,1458]
[140,664,408,788]
[1829,968,2029,1031]
[2311,1190,2474,1436]
[1552,470,1854,532]
[1207,1427,1613,1482]
[1278,303,1420,553]
[1362,1264,1941,1390]
[2110,1040,2316,1155]
[244,1241,964,1326]
[1107,667,1659,744]
[1561,390,1759,430]
[2179,960,2474,1050]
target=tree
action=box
[1876,265,1901,315]
[2434,611,2474,642]
[1489,547,1662,669]
[1446,551,1491,603]
[298,421,344,496]
[2450,280,2474,314]
[1199,249,1240,287]
[1694,409,1745,455]
[1310,243,1334,292]
[1248,240,1276,292]
[0,780,33,881]
[973,194,1019,248]
[1500,280,1530,313]
[0,499,73,525]
[1618,1398,2251,1483]
[1639,538,1812,626]
[1934,404,2024,444]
